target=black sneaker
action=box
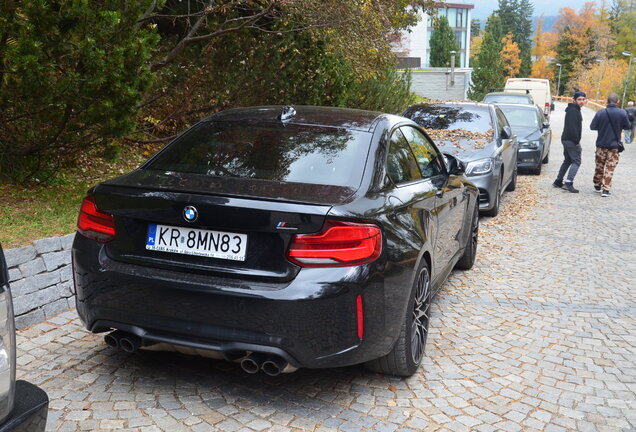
[601,189,611,197]
[552,180,563,188]
[562,183,579,193]
[594,185,601,192]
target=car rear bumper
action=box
[517,148,542,168]
[0,381,48,432]
[72,235,407,369]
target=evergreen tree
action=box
[495,0,534,76]
[553,26,582,94]
[468,15,506,100]
[429,16,460,67]
[471,19,482,37]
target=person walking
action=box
[553,91,587,193]
[590,93,631,197]
[624,101,635,143]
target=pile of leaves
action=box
[424,128,494,152]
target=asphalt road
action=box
[17,101,636,432]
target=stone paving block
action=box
[42,250,71,272]
[34,236,62,254]
[17,257,46,278]
[5,245,36,268]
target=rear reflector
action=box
[287,221,382,267]
[77,196,116,243]
[356,295,364,339]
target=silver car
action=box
[403,102,518,217]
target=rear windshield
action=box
[404,105,493,133]
[484,94,532,104]
[500,106,539,128]
[144,122,371,187]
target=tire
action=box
[365,263,432,377]
[542,153,549,164]
[456,201,479,270]
[505,165,517,192]
[532,163,542,175]
[483,177,501,217]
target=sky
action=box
[471,0,594,20]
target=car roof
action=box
[203,105,386,132]
[497,103,538,111]
[485,92,531,97]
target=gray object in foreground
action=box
[0,244,48,432]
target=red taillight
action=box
[77,196,116,243]
[286,221,382,267]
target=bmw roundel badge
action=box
[183,206,198,223]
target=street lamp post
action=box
[556,63,562,97]
[596,58,605,102]
[450,50,457,86]
[621,51,634,108]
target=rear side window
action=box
[399,126,444,178]
[145,122,372,187]
[386,130,422,185]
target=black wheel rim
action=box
[411,267,431,364]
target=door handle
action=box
[436,189,444,197]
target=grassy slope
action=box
[0,145,156,248]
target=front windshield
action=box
[500,107,539,128]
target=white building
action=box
[393,3,475,69]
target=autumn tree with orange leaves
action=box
[501,33,522,79]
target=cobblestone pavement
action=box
[17,103,636,431]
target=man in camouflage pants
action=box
[590,93,631,197]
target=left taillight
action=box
[77,196,116,243]
[287,221,382,268]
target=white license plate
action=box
[146,224,247,261]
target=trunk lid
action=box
[93,170,358,281]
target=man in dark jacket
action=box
[553,91,587,193]
[590,93,631,197]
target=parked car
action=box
[498,103,552,174]
[504,78,554,118]
[0,244,48,432]
[483,91,534,106]
[72,105,480,377]
[403,102,518,217]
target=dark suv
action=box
[0,245,48,431]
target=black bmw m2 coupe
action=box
[72,106,479,377]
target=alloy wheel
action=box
[411,267,431,364]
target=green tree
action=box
[468,15,505,100]
[553,27,582,94]
[0,1,160,181]
[429,16,460,67]
[471,18,482,37]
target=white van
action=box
[504,78,553,118]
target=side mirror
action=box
[542,121,550,130]
[443,153,465,176]
[501,125,513,140]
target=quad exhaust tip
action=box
[105,332,295,375]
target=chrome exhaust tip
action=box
[119,335,142,353]
[240,353,266,374]
[261,355,288,377]
[104,330,125,349]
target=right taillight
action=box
[287,221,382,267]
[77,196,116,243]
